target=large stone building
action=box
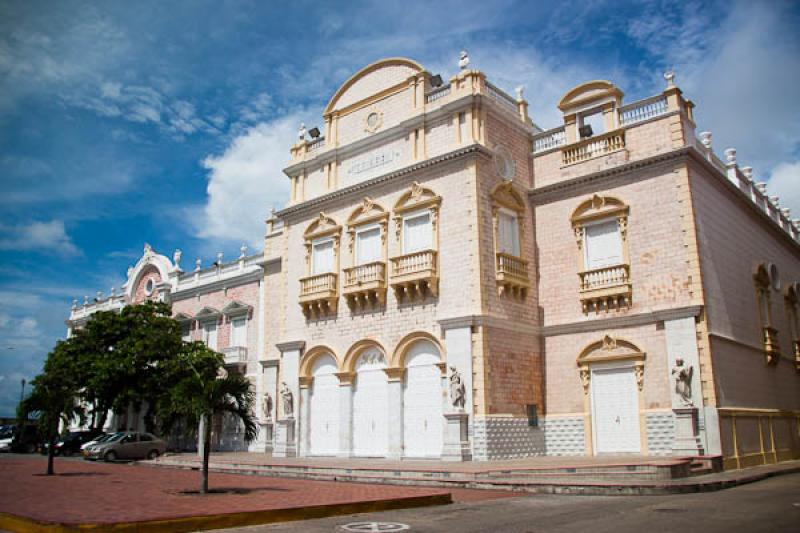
[68,56,800,468]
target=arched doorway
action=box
[402,340,443,458]
[352,347,389,457]
[309,354,340,456]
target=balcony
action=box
[562,129,626,166]
[793,340,800,372]
[762,326,780,365]
[390,250,438,300]
[496,252,530,298]
[299,272,338,317]
[343,261,387,309]
[578,264,632,313]
[222,346,247,371]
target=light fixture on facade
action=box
[308,127,321,139]
[430,74,443,87]
[579,124,594,138]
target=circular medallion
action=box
[144,278,155,296]
[363,108,384,133]
[493,145,516,180]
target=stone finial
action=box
[755,182,768,194]
[664,69,675,88]
[96,291,103,301]
[110,287,116,297]
[270,206,276,218]
[143,242,152,254]
[298,123,307,141]
[216,252,224,265]
[699,131,712,149]
[724,148,737,166]
[515,85,524,101]
[195,257,202,271]
[72,299,78,309]
[239,244,248,258]
[781,208,791,218]
[83,295,89,305]
[458,49,470,70]
[173,249,182,268]
[770,196,780,206]
[741,166,753,181]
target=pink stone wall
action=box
[132,267,162,304]
[689,162,800,409]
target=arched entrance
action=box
[402,339,443,458]
[352,347,389,457]
[309,354,340,456]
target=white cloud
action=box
[626,1,800,177]
[767,161,800,218]
[0,220,81,257]
[196,111,309,246]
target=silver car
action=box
[83,432,166,461]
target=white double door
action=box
[403,344,443,458]
[353,354,389,457]
[309,356,340,456]
[591,365,641,454]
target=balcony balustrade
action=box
[562,129,626,166]
[578,264,632,313]
[496,252,530,298]
[762,326,781,365]
[390,249,438,300]
[222,346,247,370]
[299,272,338,317]
[343,261,387,308]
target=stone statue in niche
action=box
[280,382,293,417]
[671,358,694,406]
[262,392,273,420]
[449,366,466,410]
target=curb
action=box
[148,460,800,496]
[0,493,452,533]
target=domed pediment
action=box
[324,58,424,114]
[558,80,623,112]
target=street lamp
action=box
[20,379,26,404]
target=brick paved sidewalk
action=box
[0,456,510,530]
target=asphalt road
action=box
[212,473,800,533]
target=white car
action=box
[0,437,11,452]
[81,432,114,451]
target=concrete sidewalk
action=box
[151,452,800,495]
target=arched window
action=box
[344,198,389,309]
[754,263,780,365]
[299,213,341,317]
[784,282,800,371]
[571,194,631,313]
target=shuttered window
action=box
[231,317,247,347]
[403,212,432,254]
[498,210,520,256]
[311,238,334,274]
[584,220,623,269]
[355,226,381,265]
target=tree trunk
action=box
[96,405,109,432]
[201,413,212,494]
[46,435,56,475]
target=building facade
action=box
[68,56,800,467]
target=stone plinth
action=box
[273,418,296,458]
[442,411,471,461]
[259,420,274,453]
[672,407,703,456]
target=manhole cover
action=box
[340,522,410,532]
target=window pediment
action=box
[222,300,252,317]
[347,197,389,228]
[571,194,629,226]
[304,212,342,240]
[577,334,645,366]
[490,182,525,214]
[393,181,441,215]
[195,307,221,322]
[173,312,193,323]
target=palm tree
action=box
[158,342,257,494]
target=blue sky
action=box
[1,0,798,416]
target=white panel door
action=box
[309,356,340,456]
[591,366,641,454]
[584,220,622,269]
[353,353,388,457]
[403,343,443,458]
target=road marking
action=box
[340,522,411,532]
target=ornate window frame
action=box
[389,182,442,300]
[343,198,390,309]
[490,182,529,298]
[571,194,631,312]
[754,263,780,365]
[299,212,342,317]
[785,282,800,371]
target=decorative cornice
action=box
[171,269,263,302]
[437,314,540,336]
[259,359,280,368]
[276,340,306,353]
[542,305,703,337]
[277,143,492,221]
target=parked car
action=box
[80,432,113,451]
[8,424,40,453]
[83,432,166,461]
[0,425,15,452]
[43,430,103,456]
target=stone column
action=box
[336,372,355,458]
[385,368,405,460]
[298,378,312,456]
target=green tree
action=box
[157,342,257,493]
[18,366,84,475]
